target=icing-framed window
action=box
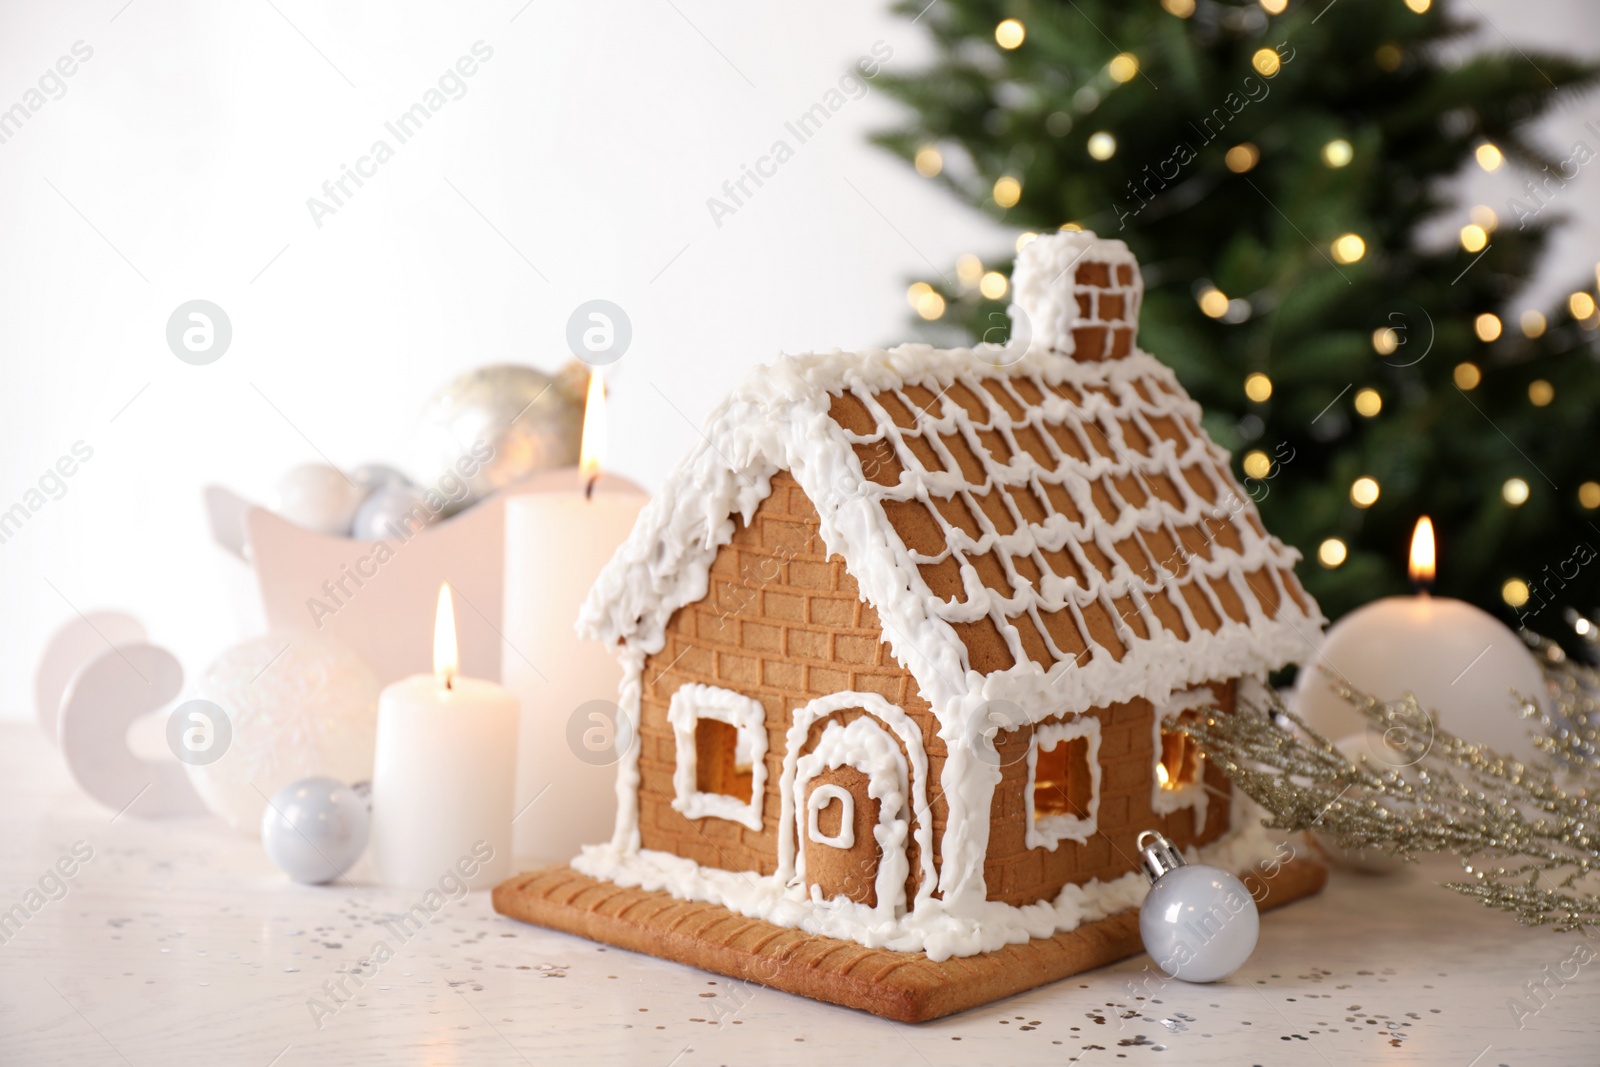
[667,684,768,831]
[1025,716,1101,850]
[806,783,855,849]
[1151,688,1214,831]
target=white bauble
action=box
[188,633,380,835]
[1140,864,1260,983]
[275,463,367,536]
[261,777,370,884]
[1295,596,1547,765]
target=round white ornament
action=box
[1137,831,1259,983]
[261,777,371,884]
[189,632,380,835]
[275,463,367,536]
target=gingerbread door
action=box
[801,766,881,906]
[792,714,912,915]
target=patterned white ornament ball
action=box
[261,777,370,884]
[275,463,367,536]
[350,485,435,541]
[188,632,380,836]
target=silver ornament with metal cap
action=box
[411,364,583,510]
[1136,829,1259,983]
[261,777,371,884]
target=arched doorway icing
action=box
[795,716,907,910]
[778,692,937,920]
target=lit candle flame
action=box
[1410,516,1436,587]
[1156,762,1171,788]
[579,370,606,497]
[433,581,458,688]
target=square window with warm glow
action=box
[1152,694,1214,830]
[1025,717,1101,850]
[1033,735,1092,819]
[668,684,767,831]
[694,717,754,803]
[1158,711,1202,790]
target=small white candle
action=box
[372,583,519,889]
[502,370,646,862]
[1296,516,1546,763]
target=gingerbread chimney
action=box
[1007,230,1142,362]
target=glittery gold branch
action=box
[1535,623,1600,775]
[1178,655,1600,932]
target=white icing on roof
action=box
[581,367,1320,741]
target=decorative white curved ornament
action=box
[33,611,147,742]
[58,643,210,819]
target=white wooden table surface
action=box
[1,723,1595,1066]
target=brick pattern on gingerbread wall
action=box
[984,681,1236,907]
[635,472,949,898]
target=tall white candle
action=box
[372,583,519,890]
[502,371,647,862]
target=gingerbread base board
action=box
[491,857,1327,1022]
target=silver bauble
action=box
[351,463,412,494]
[351,484,435,541]
[1139,865,1259,982]
[411,364,582,509]
[261,777,371,884]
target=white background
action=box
[0,0,1595,721]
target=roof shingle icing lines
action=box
[580,230,1323,737]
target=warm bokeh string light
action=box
[1318,538,1348,569]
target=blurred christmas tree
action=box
[874,0,1600,635]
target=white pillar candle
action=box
[1296,517,1546,763]
[502,371,647,862]
[372,584,519,890]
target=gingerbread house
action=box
[494,231,1327,1019]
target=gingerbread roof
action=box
[580,232,1324,736]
